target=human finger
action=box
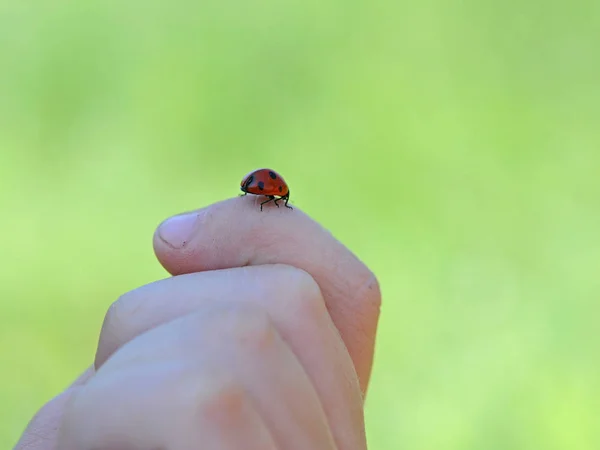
[94,265,365,449]
[59,304,337,450]
[153,197,381,393]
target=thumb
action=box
[153,197,381,394]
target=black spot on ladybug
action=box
[268,171,277,179]
[278,185,283,193]
[244,175,254,188]
[258,181,265,190]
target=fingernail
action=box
[158,211,203,249]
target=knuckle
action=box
[95,289,148,368]
[363,271,382,313]
[102,296,126,333]
[285,265,322,299]
[346,270,381,348]
[274,264,326,320]
[97,295,129,351]
[102,291,140,334]
[190,303,279,355]
[345,266,382,322]
[175,303,278,357]
[231,308,278,353]
[193,376,248,426]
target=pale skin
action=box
[15,196,381,450]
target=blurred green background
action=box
[1,0,598,448]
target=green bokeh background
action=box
[1,1,598,448]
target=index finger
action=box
[153,196,381,393]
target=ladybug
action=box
[240,168,293,211]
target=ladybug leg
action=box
[260,196,276,211]
[283,193,293,209]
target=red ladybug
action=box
[240,168,293,211]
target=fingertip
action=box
[153,197,301,275]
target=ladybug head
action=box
[240,174,254,192]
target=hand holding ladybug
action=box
[19,182,381,450]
